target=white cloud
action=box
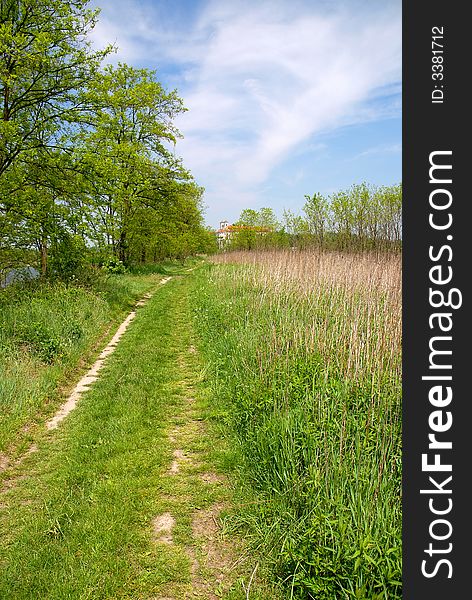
[353,143,402,159]
[89,0,401,224]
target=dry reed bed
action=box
[210,249,402,384]
[195,249,402,597]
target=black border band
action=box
[403,2,469,596]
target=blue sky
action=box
[90,0,401,228]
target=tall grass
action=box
[193,249,401,599]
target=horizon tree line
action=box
[222,182,402,252]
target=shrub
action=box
[101,258,127,275]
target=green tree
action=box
[1,0,110,274]
[0,0,110,178]
[303,192,329,246]
[350,182,372,249]
[257,207,278,229]
[232,208,257,250]
[283,209,310,249]
[330,188,355,249]
[231,207,279,250]
[0,147,84,276]
[77,62,188,264]
[377,183,402,248]
[1,4,209,276]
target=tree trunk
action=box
[118,230,126,263]
[40,234,48,278]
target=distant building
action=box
[216,220,232,247]
[216,220,272,248]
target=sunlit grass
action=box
[0,272,280,599]
[0,271,173,454]
[193,249,402,599]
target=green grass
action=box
[191,254,402,599]
[0,269,279,599]
[0,251,400,598]
[0,277,181,598]
[0,274,158,456]
[0,260,200,456]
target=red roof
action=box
[216,225,272,233]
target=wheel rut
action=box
[152,341,237,600]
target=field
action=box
[1,252,402,599]
[1,1,403,596]
[192,249,402,598]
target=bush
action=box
[101,257,127,275]
[49,233,88,282]
[15,321,64,363]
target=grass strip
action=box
[1,276,188,598]
[0,271,277,599]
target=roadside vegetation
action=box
[193,249,402,599]
[0,262,193,460]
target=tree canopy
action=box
[224,183,402,252]
[1,0,214,282]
